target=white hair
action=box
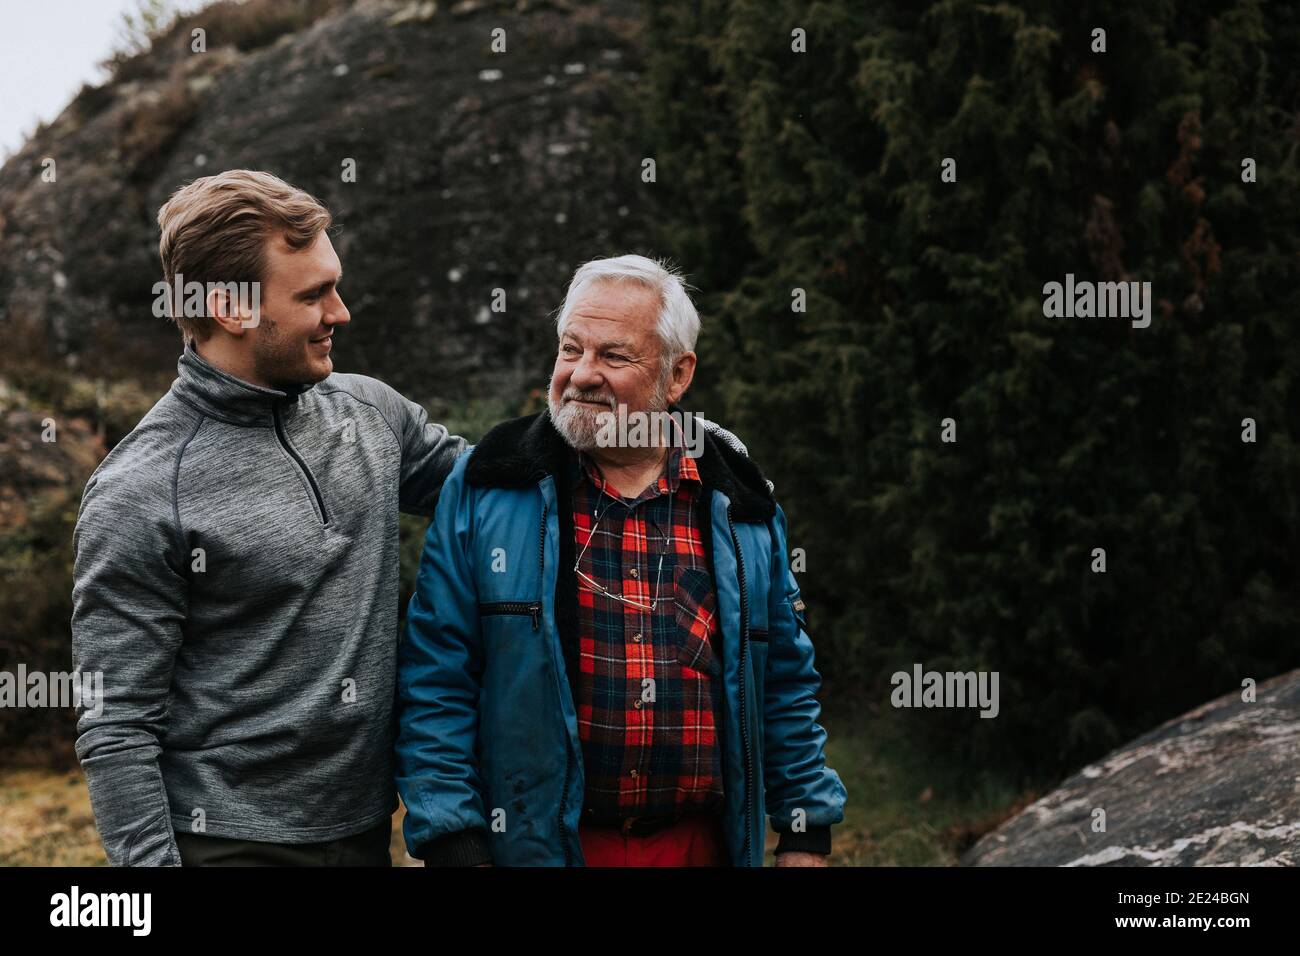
[554,254,700,362]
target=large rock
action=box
[962,669,1300,866]
[0,0,650,402]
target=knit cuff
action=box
[774,824,831,856]
[421,828,492,867]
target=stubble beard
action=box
[252,315,330,388]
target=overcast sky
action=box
[0,0,207,160]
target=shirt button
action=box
[632,633,642,643]
[630,568,639,579]
[633,699,642,709]
[630,769,638,778]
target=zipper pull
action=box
[529,603,541,631]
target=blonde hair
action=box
[156,170,332,343]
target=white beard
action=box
[547,360,673,451]
[549,394,610,450]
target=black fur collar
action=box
[465,408,776,522]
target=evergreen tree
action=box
[639,0,1300,777]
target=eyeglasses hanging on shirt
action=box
[574,476,674,612]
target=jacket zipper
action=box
[272,401,328,524]
[538,504,577,867]
[559,732,575,867]
[477,507,565,859]
[725,505,754,865]
[479,601,541,630]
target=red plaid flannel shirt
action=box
[571,445,725,823]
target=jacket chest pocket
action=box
[673,566,720,677]
[479,601,542,632]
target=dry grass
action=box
[0,765,421,867]
[0,767,104,866]
[2,705,1021,867]
[0,766,827,867]
[190,0,355,53]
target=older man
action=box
[395,255,846,866]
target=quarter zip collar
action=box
[172,342,315,426]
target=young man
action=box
[71,170,466,866]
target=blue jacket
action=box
[395,411,847,865]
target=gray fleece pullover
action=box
[70,344,464,865]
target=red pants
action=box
[579,813,728,866]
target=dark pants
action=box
[175,816,393,866]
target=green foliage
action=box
[0,489,81,759]
[0,359,163,447]
[58,379,160,447]
[638,0,1300,778]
